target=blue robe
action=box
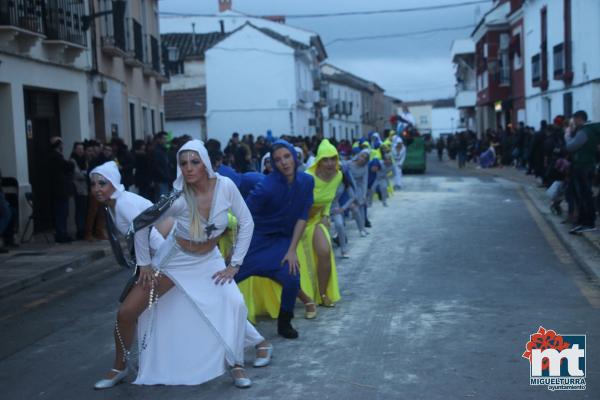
[235,140,314,312]
[217,164,264,198]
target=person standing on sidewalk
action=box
[151,132,172,201]
[47,137,74,243]
[70,142,88,240]
[566,111,598,234]
[0,169,13,253]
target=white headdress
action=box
[173,139,215,190]
[90,161,125,199]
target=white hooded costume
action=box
[107,140,264,386]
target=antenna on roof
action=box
[191,22,197,53]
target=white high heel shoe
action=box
[93,367,129,390]
[253,344,273,368]
[230,367,252,388]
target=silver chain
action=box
[114,320,130,364]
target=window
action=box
[553,43,565,78]
[142,106,149,138]
[129,102,136,141]
[499,52,511,86]
[419,116,428,125]
[531,54,541,85]
[151,109,156,135]
[482,71,488,89]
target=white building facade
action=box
[321,66,363,141]
[451,39,477,132]
[523,0,600,125]
[205,24,319,144]
[0,0,166,237]
[0,0,91,234]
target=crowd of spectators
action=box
[436,111,599,233]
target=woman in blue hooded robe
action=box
[235,140,314,339]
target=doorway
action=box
[24,89,60,232]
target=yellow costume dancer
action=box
[297,139,342,306]
[219,213,282,324]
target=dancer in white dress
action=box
[92,141,270,390]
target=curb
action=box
[520,184,600,284]
[0,247,112,299]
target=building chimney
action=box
[219,0,232,13]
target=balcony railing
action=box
[44,0,86,46]
[0,0,45,34]
[150,35,159,72]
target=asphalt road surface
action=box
[1,157,598,399]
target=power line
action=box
[326,25,475,45]
[160,1,491,19]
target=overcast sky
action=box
[159,0,492,101]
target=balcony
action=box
[455,90,476,109]
[99,0,126,57]
[0,0,45,52]
[124,17,143,68]
[42,0,86,63]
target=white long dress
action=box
[133,174,263,386]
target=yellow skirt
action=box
[219,219,341,323]
[297,222,341,305]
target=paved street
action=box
[1,159,599,400]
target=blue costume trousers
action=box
[236,234,300,313]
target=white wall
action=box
[206,25,305,144]
[164,60,206,90]
[407,105,432,134]
[165,118,203,139]
[524,0,600,124]
[431,107,461,138]
[0,54,89,235]
[323,81,363,139]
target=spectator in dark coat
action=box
[47,137,74,243]
[151,132,171,200]
[133,140,153,201]
[0,169,16,253]
[111,138,134,189]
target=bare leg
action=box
[105,274,174,378]
[313,225,332,301]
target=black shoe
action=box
[332,236,340,247]
[55,236,74,243]
[365,220,372,228]
[277,310,298,339]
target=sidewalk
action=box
[0,238,111,299]
[442,156,600,279]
